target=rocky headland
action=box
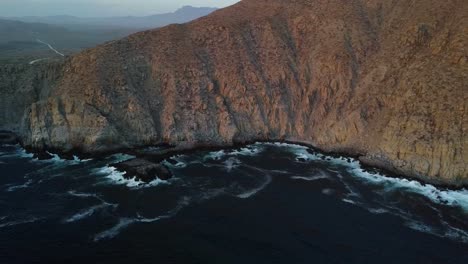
[0,0,467,186]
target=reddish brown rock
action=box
[1,0,467,185]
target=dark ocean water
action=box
[0,142,467,264]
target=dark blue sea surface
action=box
[0,143,467,263]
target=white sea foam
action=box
[73,155,93,162]
[204,150,226,161]
[237,174,272,199]
[68,190,101,199]
[64,204,112,223]
[230,146,263,156]
[348,167,468,212]
[441,221,468,244]
[94,218,135,241]
[163,155,188,168]
[291,175,327,181]
[342,198,358,205]
[6,179,34,192]
[94,197,191,242]
[0,217,41,229]
[291,170,329,181]
[367,208,389,214]
[94,166,168,189]
[269,142,468,213]
[0,147,35,159]
[224,157,241,172]
[203,146,263,162]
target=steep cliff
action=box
[1,0,467,185]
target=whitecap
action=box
[230,146,263,156]
[94,166,169,189]
[73,155,92,162]
[258,142,319,162]
[203,150,226,161]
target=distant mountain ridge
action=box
[0,6,218,63]
[4,6,218,29]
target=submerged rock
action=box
[112,159,172,182]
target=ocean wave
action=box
[230,146,263,156]
[270,142,468,213]
[291,170,330,181]
[94,166,169,189]
[67,190,101,199]
[203,150,226,161]
[163,155,189,168]
[203,145,263,162]
[0,147,34,159]
[224,157,241,172]
[236,173,272,199]
[64,203,116,223]
[403,218,468,244]
[93,218,135,241]
[108,153,135,162]
[348,166,468,212]
[94,197,191,242]
[0,217,42,229]
[6,179,34,192]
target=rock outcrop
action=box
[112,158,172,182]
[1,0,467,185]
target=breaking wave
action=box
[92,166,168,189]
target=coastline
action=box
[2,130,466,190]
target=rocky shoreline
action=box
[2,130,466,189]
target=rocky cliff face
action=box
[0,62,63,132]
[1,0,467,185]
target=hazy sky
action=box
[0,0,240,17]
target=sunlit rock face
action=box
[1,0,467,185]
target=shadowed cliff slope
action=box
[1,0,467,185]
